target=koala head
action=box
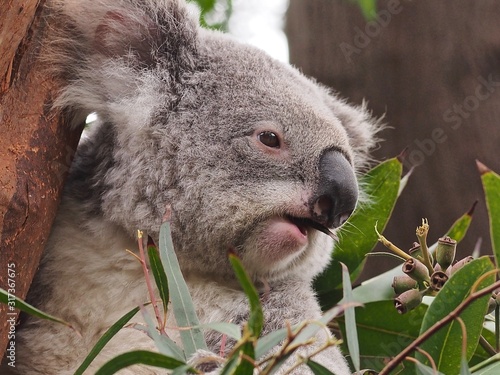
[53,0,380,284]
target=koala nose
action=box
[310,150,358,228]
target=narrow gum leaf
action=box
[146,236,170,320]
[305,359,336,374]
[478,162,500,267]
[159,222,208,356]
[341,263,360,372]
[74,306,140,375]
[337,300,427,373]
[228,252,264,338]
[0,288,77,333]
[94,350,189,375]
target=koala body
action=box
[7,0,379,374]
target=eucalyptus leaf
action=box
[338,301,427,373]
[415,362,445,375]
[416,257,495,374]
[306,359,336,375]
[0,288,75,331]
[159,222,208,356]
[74,306,140,375]
[140,305,185,360]
[195,322,242,341]
[229,252,263,338]
[147,237,170,319]
[315,157,404,309]
[478,161,500,267]
[255,327,289,359]
[342,263,360,372]
[94,350,190,375]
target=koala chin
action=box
[5,0,380,374]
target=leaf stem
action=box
[375,224,411,261]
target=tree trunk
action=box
[0,0,81,360]
[287,0,500,279]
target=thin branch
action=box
[379,279,500,375]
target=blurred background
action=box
[201,0,500,281]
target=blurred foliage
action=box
[189,0,233,31]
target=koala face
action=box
[154,35,362,282]
[55,0,379,284]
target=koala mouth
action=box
[286,216,338,241]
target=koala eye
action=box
[257,131,280,148]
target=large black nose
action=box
[310,150,358,228]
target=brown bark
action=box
[0,0,81,359]
[287,0,500,279]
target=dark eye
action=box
[257,131,280,148]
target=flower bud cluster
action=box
[376,219,473,314]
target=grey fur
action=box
[6,0,381,374]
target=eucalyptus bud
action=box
[408,242,422,260]
[450,256,474,275]
[395,288,423,314]
[392,275,419,295]
[435,236,457,270]
[402,257,430,283]
[430,271,448,291]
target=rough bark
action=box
[287,0,500,279]
[0,0,81,359]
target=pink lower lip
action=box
[268,217,308,247]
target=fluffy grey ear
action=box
[48,0,200,127]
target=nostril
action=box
[313,195,333,219]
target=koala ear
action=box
[49,0,200,126]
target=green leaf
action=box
[338,301,427,373]
[341,263,360,372]
[159,222,208,357]
[140,305,185,360]
[255,327,289,359]
[228,252,263,338]
[232,341,256,375]
[147,237,169,318]
[306,359,336,375]
[195,322,242,341]
[315,157,404,308]
[74,306,140,375]
[445,200,476,243]
[416,257,495,374]
[471,353,500,374]
[0,288,76,330]
[461,355,473,375]
[353,0,377,20]
[478,161,500,267]
[94,350,189,375]
[415,362,446,375]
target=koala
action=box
[6,0,380,374]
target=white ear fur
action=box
[48,0,199,130]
